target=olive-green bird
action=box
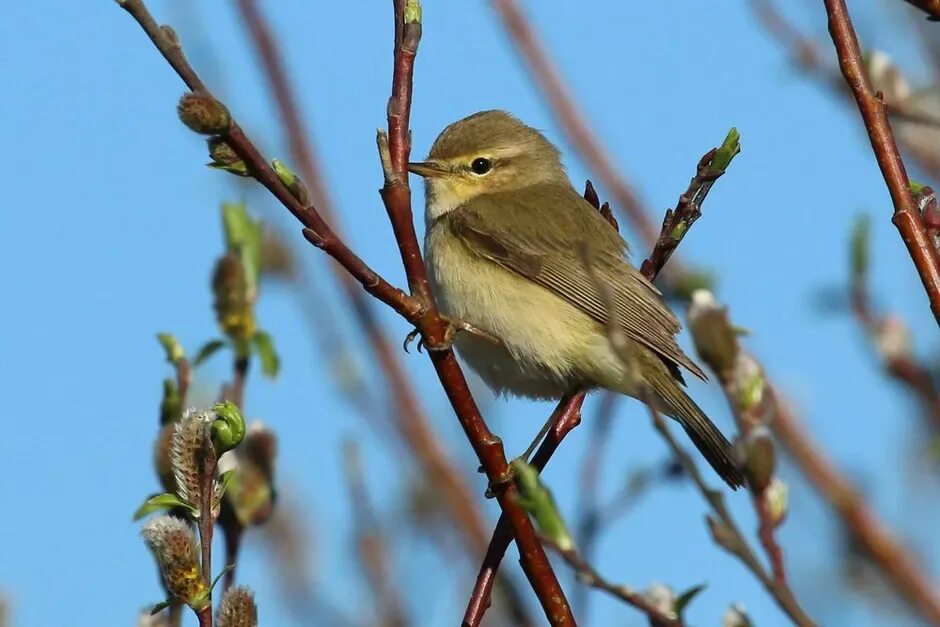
[409,110,744,489]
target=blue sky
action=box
[2,1,939,625]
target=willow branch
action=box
[823,0,940,326]
[117,0,573,622]
[233,0,507,584]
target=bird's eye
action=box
[470,157,492,175]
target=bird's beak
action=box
[407,161,449,178]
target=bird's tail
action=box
[649,376,745,489]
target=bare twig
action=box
[490,0,662,253]
[750,0,940,179]
[823,0,940,326]
[850,217,940,432]
[118,0,574,623]
[233,0,508,590]
[649,408,816,627]
[541,537,681,627]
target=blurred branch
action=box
[822,0,940,326]
[904,0,940,21]
[688,291,940,624]
[232,5,519,605]
[490,0,662,254]
[342,440,409,627]
[377,1,573,623]
[541,537,682,627]
[849,215,940,432]
[649,407,815,627]
[118,0,573,623]
[571,390,617,618]
[750,0,940,176]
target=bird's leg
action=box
[402,316,502,353]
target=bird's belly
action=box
[426,231,606,399]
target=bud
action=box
[742,426,775,492]
[875,315,912,363]
[643,584,678,620]
[142,516,207,610]
[207,137,248,177]
[159,378,181,426]
[272,160,311,206]
[217,586,258,627]
[722,603,752,627]
[511,460,572,551]
[170,409,217,517]
[763,478,789,527]
[212,254,256,344]
[706,514,740,553]
[730,354,764,414]
[177,92,230,135]
[688,289,738,374]
[219,422,277,526]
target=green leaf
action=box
[510,460,573,551]
[211,401,246,454]
[160,378,182,426]
[193,339,227,367]
[216,469,237,500]
[156,333,185,366]
[221,202,263,298]
[911,180,927,195]
[252,330,280,378]
[149,600,171,616]
[207,160,250,177]
[709,127,741,173]
[675,583,706,615]
[133,492,196,520]
[850,214,870,279]
[209,564,236,595]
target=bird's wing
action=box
[444,184,706,381]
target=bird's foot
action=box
[402,316,501,353]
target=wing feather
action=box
[444,184,706,381]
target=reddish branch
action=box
[118,0,574,623]
[233,0,509,589]
[750,0,940,178]
[823,0,940,327]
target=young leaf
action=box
[156,333,185,366]
[252,330,280,378]
[134,492,196,520]
[221,202,263,299]
[193,339,227,367]
[675,583,706,615]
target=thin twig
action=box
[850,218,940,432]
[750,0,940,180]
[233,0,508,593]
[649,408,815,627]
[541,537,681,627]
[377,3,574,624]
[823,0,940,326]
[571,391,617,618]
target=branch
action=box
[117,0,573,623]
[849,215,940,432]
[541,538,682,627]
[377,2,573,623]
[903,0,940,20]
[823,0,940,326]
[233,1,512,593]
[750,0,940,178]
[688,291,940,625]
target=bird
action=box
[408,110,744,489]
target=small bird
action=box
[409,110,744,489]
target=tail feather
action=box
[650,377,745,489]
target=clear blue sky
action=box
[1,1,938,625]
